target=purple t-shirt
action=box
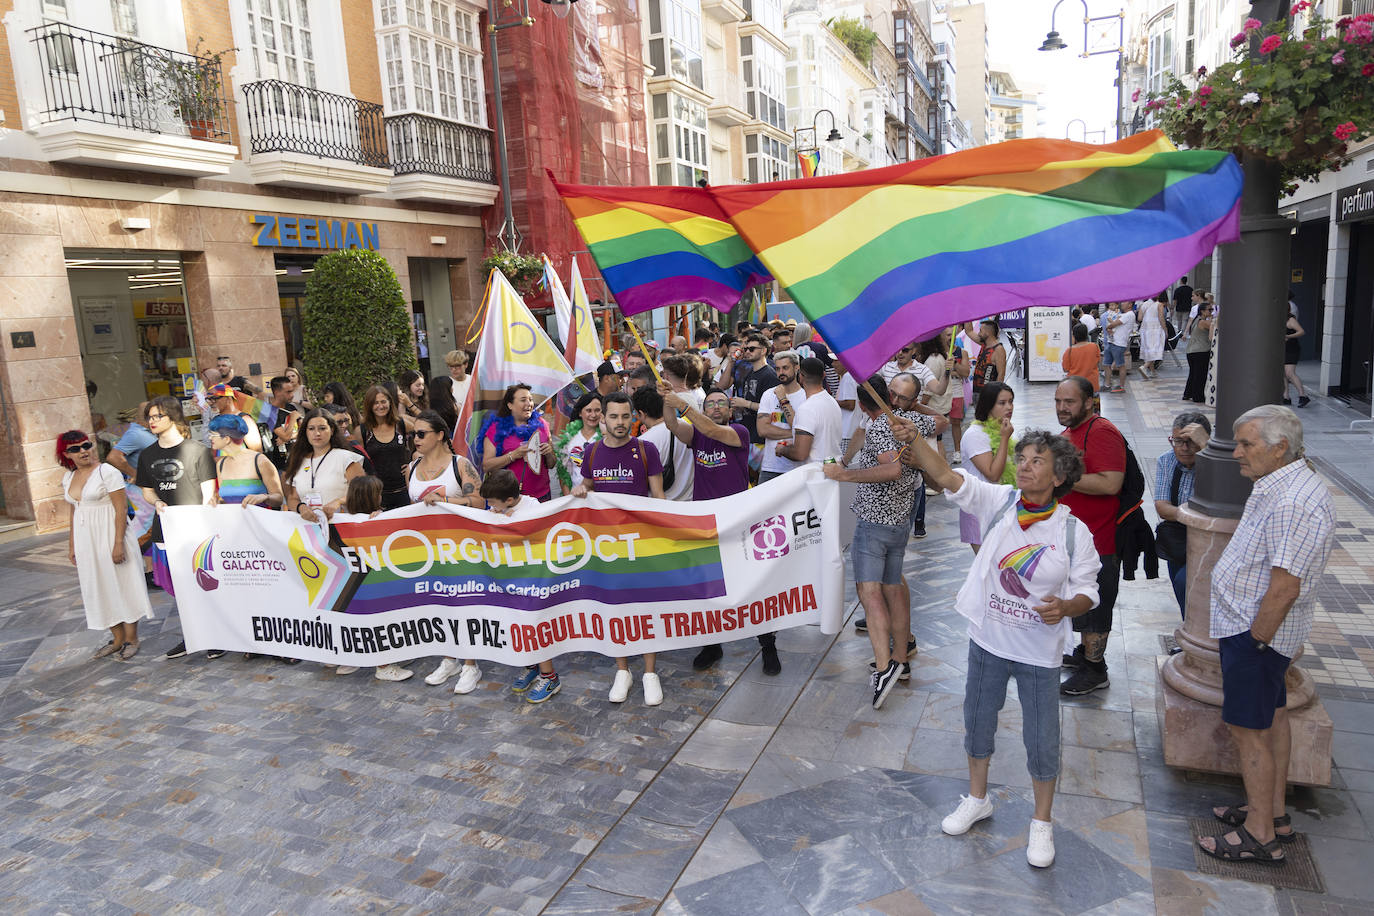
[692,424,750,500]
[582,438,663,497]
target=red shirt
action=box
[1061,415,1126,556]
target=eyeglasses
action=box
[1168,436,1201,449]
[65,441,94,453]
[890,394,916,406]
[146,413,166,422]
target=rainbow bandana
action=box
[1016,499,1057,531]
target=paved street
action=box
[3,359,1374,914]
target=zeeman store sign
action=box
[251,214,380,250]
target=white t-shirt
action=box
[641,422,695,501]
[1080,313,1097,335]
[451,375,472,410]
[959,423,995,484]
[836,372,860,439]
[946,472,1101,668]
[1106,309,1136,347]
[288,447,364,509]
[757,386,809,474]
[791,389,843,465]
[880,360,936,387]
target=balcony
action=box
[25,22,238,176]
[706,70,750,126]
[912,65,935,102]
[702,0,747,23]
[242,80,393,193]
[385,113,498,205]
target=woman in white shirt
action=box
[283,410,365,523]
[959,382,1016,552]
[898,427,1100,870]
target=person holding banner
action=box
[482,384,554,502]
[59,429,153,661]
[283,410,365,524]
[208,414,282,509]
[407,410,485,691]
[571,392,666,705]
[893,425,1100,869]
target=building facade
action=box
[0,0,500,532]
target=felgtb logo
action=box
[748,516,790,560]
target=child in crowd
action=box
[345,475,384,518]
[484,469,559,703]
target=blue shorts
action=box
[1103,341,1126,367]
[851,518,907,585]
[1218,632,1290,730]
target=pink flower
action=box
[1197,85,1214,97]
[1131,88,1141,102]
[1231,32,1247,48]
[1290,1,1310,13]
[1346,21,1374,44]
[1333,122,1357,141]
[1243,17,1262,31]
[1363,62,1374,76]
[1333,50,1346,64]
[1260,35,1283,53]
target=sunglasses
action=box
[65,441,94,453]
[413,429,438,439]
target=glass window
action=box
[109,0,137,34]
[384,32,407,109]
[410,34,434,111]
[379,6,485,125]
[247,0,315,85]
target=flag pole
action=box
[622,317,665,385]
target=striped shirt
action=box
[1154,451,1197,507]
[1210,460,1335,656]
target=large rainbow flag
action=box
[548,170,772,315]
[553,132,1243,379]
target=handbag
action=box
[1154,463,1188,564]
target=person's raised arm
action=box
[107,449,135,479]
[895,433,963,493]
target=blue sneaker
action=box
[525,675,561,704]
[511,667,540,693]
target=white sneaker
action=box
[1026,818,1055,867]
[335,665,359,675]
[453,664,482,694]
[643,672,663,706]
[608,669,633,703]
[374,664,413,682]
[424,657,460,686]
[941,794,994,835]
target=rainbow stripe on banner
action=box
[331,506,726,613]
[548,171,772,315]
[797,149,820,179]
[552,131,1243,379]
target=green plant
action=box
[828,17,878,67]
[302,250,417,399]
[481,249,545,298]
[1144,9,1374,184]
[150,38,234,124]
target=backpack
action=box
[1086,416,1146,523]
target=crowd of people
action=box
[56,299,1334,871]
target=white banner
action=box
[164,466,844,666]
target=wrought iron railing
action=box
[26,21,232,142]
[242,80,389,167]
[385,114,494,183]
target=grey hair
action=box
[794,322,812,342]
[1014,429,1085,500]
[1172,411,1211,435]
[773,349,800,367]
[1234,404,1303,461]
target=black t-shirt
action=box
[1172,285,1193,311]
[135,438,216,542]
[738,364,779,444]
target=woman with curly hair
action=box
[480,384,554,501]
[59,429,153,660]
[554,391,603,492]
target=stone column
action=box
[1157,505,1333,785]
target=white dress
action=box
[64,464,154,629]
[1139,302,1166,362]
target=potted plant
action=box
[1143,7,1374,186]
[153,38,234,141]
[481,249,545,298]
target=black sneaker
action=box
[869,660,912,681]
[692,644,723,671]
[761,645,782,676]
[1060,659,1109,696]
[854,617,868,633]
[145,571,163,591]
[872,660,901,709]
[912,525,927,539]
[164,641,188,659]
[205,649,227,660]
[1062,645,1085,668]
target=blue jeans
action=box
[1167,559,1187,618]
[964,640,1061,782]
[851,519,908,585]
[910,480,926,530]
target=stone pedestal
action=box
[1157,505,1333,786]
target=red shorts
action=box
[949,397,965,420]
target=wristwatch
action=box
[1251,633,1270,652]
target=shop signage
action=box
[251,214,380,250]
[1337,181,1374,224]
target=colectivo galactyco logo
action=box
[996,543,1053,599]
[192,535,219,591]
[190,533,295,592]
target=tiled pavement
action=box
[3,359,1374,914]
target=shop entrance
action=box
[275,253,317,370]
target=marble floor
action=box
[2,359,1373,914]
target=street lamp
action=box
[793,108,843,155]
[1064,118,1107,144]
[1038,0,1125,141]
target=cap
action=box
[597,360,623,379]
[207,382,237,399]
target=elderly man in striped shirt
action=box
[1197,405,1335,867]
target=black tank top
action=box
[362,425,410,494]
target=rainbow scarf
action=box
[1016,499,1058,531]
[551,132,1242,380]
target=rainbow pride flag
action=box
[797,149,820,179]
[553,132,1243,379]
[548,171,772,315]
[330,506,726,614]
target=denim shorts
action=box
[963,640,1061,781]
[1219,632,1291,729]
[1103,341,1126,367]
[851,518,908,585]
